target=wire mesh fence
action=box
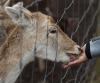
[0,0,100,83]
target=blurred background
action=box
[0,0,100,83]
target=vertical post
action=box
[96,1,100,35]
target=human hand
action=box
[64,56,87,68]
[63,47,88,68]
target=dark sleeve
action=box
[85,36,100,59]
[85,42,92,59]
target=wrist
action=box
[79,53,88,63]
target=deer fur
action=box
[0,2,81,83]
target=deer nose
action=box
[74,45,82,54]
[78,47,83,53]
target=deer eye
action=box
[48,26,57,34]
[49,29,57,33]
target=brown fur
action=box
[0,2,81,82]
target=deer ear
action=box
[12,2,23,8]
[5,2,24,21]
[5,7,20,21]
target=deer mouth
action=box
[60,53,78,67]
[67,53,78,62]
[58,53,78,67]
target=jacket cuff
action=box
[85,42,92,59]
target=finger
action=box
[63,64,70,68]
[63,59,81,68]
[63,62,76,68]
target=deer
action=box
[0,1,81,83]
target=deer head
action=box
[0,2,83,83]
[5,2,81,63]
